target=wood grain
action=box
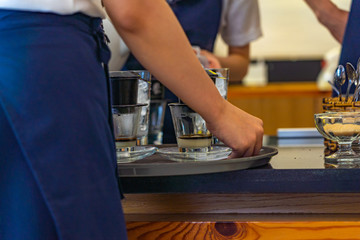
[122,193,360,215]
[126,221,360,240]
[123,193,360,239]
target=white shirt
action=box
[104,0,262,70]
[220,0,262,47]
[0,0,106,18]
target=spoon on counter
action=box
[354,57,360,102]
[327,79,340,96]
[334,65,346,101]
[345,62,356,102]
[356,57,360,78]
[353,80,360,102]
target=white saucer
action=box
[117,146,157,163]
[157,146,231,162]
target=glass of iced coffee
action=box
[168,103,212,152]
[110,70,151,146]
[112,104,146,152]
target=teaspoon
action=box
[345,62,356,102]
[335,65,346,101]
[354,57,360,101]
[327,79,340,96]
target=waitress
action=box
[0,1,128,239]
[0,0,264,239]
[123,0,262,144]
[305,0,359,95]
[338,0,360,79]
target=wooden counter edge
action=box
[124,193,360,239]
[122,193,360,215]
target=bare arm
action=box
[219,44,250,82]
[103,0,263,157]
[304,0,349,43]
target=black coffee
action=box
[111,74,139,105]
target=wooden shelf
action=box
[227,82,331,135]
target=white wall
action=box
[215,0,351,60]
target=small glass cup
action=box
[112,104,146,152]
[175,69,229,144]
[148,99,167,145]
[150,76,165,100]
[205,68,229,100]
[168,103,212,152]
[322,96,360,153]
[110,70,151,145]
[206,68,229,144]
[110,71,140,105]
[314,111,360,165]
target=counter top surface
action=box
[120,141,360,194]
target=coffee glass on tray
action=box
[179,68,229,145]
[205,68,229,100]
[110,70,151,145]
[112,104,146,152]
[148,99,167,145]
[168,103,212,152]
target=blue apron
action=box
[124,0,222,143]
[338,0,360,95]
[0,10,127,240]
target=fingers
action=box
[253,119,264,155]
[227,144,260,159]
[228,150,242,159]
[207,103,264,159]
[226,118,264,159]
[254,137,263,155]
[228,140,259,159]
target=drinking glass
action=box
[205,68,229,100]
[168,103,212,152]
[206,68,229,144]
[136,72,151,145]
[112,104,145,152]
[314,112,360,164]
[110,70,151,145]
[148,99,167,145]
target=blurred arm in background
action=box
[201,44,250,83]
[304,0,349,43]
[200,0,262,82]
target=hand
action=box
[206,100,264,158]
[200,49,222,69]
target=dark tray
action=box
[118,145,278,177]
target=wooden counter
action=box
[227,82,332,135]
[121,145,360,239]
[124,193,360,239]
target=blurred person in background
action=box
[305,0,359,94]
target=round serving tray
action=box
[117,145,278,177]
